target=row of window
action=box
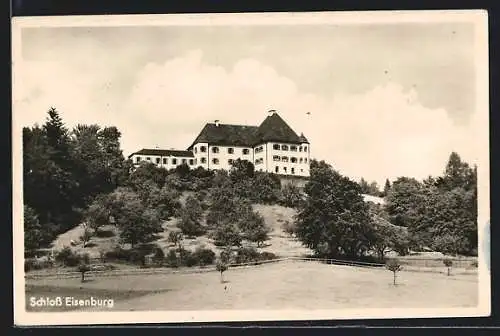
[272,156,308,164]
[272,144,308,152]
[194,146,251,155]
[136,156,195,165]
[193,144,308,155]
[274,166,304,174]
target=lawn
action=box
[25,260,478,312]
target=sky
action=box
[14,20,484,186]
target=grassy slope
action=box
[49,201,313,259]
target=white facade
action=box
[130,111,311,177]
[130,153,196,170]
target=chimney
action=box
[214,119,220,127]
[268,109,276,116]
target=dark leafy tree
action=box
[386,258,402,285]
[443,258,453,276]
[24,206,48,252]
[177,196,205,237]
[295,160,378,259]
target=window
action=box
[194,147,197,154]
[299,146,303,152]
[212,158,219,165]
[260,169,263,172]
[281,156,289,163]
[290,145,297,152]
[201,157,207,164]
[172,158,177,165]
[275,166,279,173]
[304,146,308,152]
[255,146,264,153]
[304,158,308,163]
[291,168,295,174]
[212,147,219,154]
[283,167,287,173]
[146,157,151,161]
[273,144,280,150]
[136,157,141,163]
[291,157,297,163]
[301,169,304,172]
[273,155,280,162]
[163,158,167,164]
[189,159,194,165]
[281,145,289,151]
[300,158,303,163]
[156,158,160,164]
[200,146,207,153]
[228,148,234,154]
[195,159,198,165]
[255,158,263,165]
[228,159,234,165]
[182,159,187,164]
[242,148,250,155]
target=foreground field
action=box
[26,260,478,311]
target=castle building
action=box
[128,110,311,177]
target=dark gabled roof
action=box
[188,123,259,149]
[188,112,306,149]
[254,113,302,144]
[129,148,194,158]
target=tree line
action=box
[23,108,478,261]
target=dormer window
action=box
[200,146,207,153]
[273,144,280,150]
[242,148,250,155]
[228,148,234,154]
[281,145,289,151]
[212,147,219,154]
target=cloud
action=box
[16,49,479,186]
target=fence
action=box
[25,255,478,280]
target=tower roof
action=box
[254,112,302,144]
[299,133,309,144]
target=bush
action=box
[55,247,81,267]
[104,247,133,262]
[24,258,53,272]
[165,249,179,268]
[235,247,260,264]
[152,247,165,266]
[193,247,216,266]
[94,229,115,238]
[259,251,278,261]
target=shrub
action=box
[94,229,115,238]
[165,249,179,268]
[77,263,91,283]
[55,247,80,267]
[259,251,278,261]
[235,247,260,264]
[152,247,165,266]
[24,258,53,272]
[104,247,133,262]
[193,247,216,266]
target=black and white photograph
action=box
[12,11,490,325]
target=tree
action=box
[24,206,47,252]
[386,258,402,285]
[294,160,377,259]
[211,221,242,247]
[443,258,453,276]
[177,196,205,237]
[385,177,424,228]
[84,194,113,234]
[250,172,281,204]
[280,183,303,208]
[168,231,183,248]
[80,227,93,247]
[216,247,232,282]
[229,159,255,182]
[239,211,271,247]
[216,260,228,283]
[382,179,391,197]
[77,263,91,283]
